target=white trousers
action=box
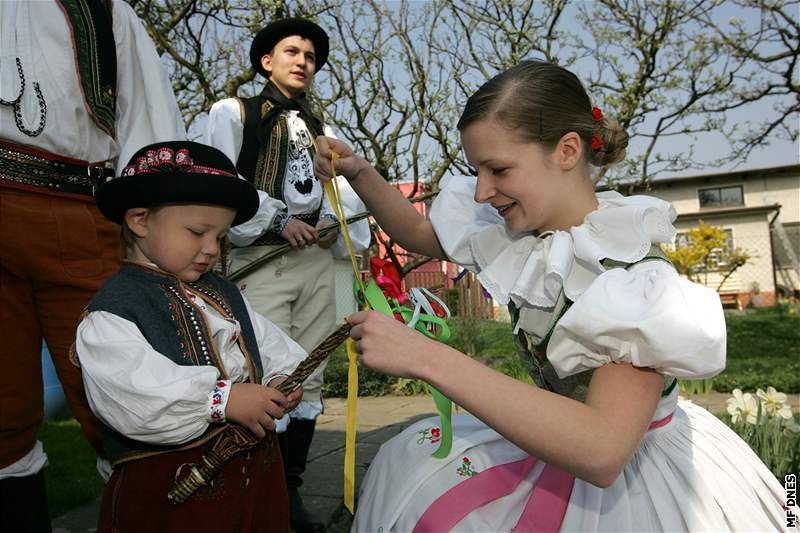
[230,244,335,402]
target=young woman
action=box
[314,61,786,531]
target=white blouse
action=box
[204,98,370,257]
[0,0,185,166]
[77,287,306,446]
[429,174,726,380]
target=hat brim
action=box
[250,18,329,78]
[97,173,259,227]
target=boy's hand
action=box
[314,135,366,182]
[226,383,288,439]
[265,376,304,412]
[316,219,339,249]
[281,218,319,249]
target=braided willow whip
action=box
[167,322,352,504]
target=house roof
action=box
[675,203,782,222]
[632,163,800,190]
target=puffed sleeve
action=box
[112,0,186,167]
[205,98,287,246]
[546,261,726,379]
[76,311,222,445]
[429,174,507,269]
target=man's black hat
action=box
[97,141,259,226]
[249,17,329,78]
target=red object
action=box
[370,257,408,305]
[591,106,603,122]
[591,135,604,150]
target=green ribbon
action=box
[360,279,454,458]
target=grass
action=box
[38,418,104,519]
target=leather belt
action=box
[0,139,114,200]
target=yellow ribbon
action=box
[322,153,365,514]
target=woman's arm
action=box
[349,310,663,488]
[314,135,447,260]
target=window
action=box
[698,185,744,208]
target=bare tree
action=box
[128,0,798,276]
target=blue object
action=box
[42,343,71,420]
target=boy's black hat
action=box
[96,141,259,226]
[250,17,329,78]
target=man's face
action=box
[262,35,316,98]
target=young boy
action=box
[75,141,304,532]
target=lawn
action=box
[38,419,105,519]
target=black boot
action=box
[0,470,52,533]
[284,418,324,533]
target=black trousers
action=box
[0,471,52,533]
[278,418,316,490]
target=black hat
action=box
[97,141,259,227]
[250,17,329,78]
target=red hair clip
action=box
[592,107,603,122]
[591,135,604,150]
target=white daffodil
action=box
[756,387,793,420]
[783,418,800,436]
[726,388,759,424]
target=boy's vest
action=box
[84,262,264,465]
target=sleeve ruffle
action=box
[547,261,726,380]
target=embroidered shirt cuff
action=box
[269,208,290,234]
[209,379,231,424]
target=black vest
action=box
[85,262,264,464]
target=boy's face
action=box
[261,35,316,98]
[126,204,236,282]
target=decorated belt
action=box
[251,210,320,246]
[0,139,114,200]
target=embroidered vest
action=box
[509,244,676,402]
[85,262,263,464]
[235,94,322,203]
[56,0,117,136]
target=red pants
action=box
[0,186,121,467]
[98,434,289,533]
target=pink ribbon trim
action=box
[648,411,674,430]
[412,456,539,533]
[412,411,675,532]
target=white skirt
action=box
[352,400,787,532]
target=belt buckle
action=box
[88,162,115,196]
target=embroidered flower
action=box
[456,457,477,477]
[416,427,441,445]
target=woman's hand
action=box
[225,383,288,438]
[348,310,435,379]
[314,135,366,182]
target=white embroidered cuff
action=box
[264,373,290,387]
[209,379,231,424]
